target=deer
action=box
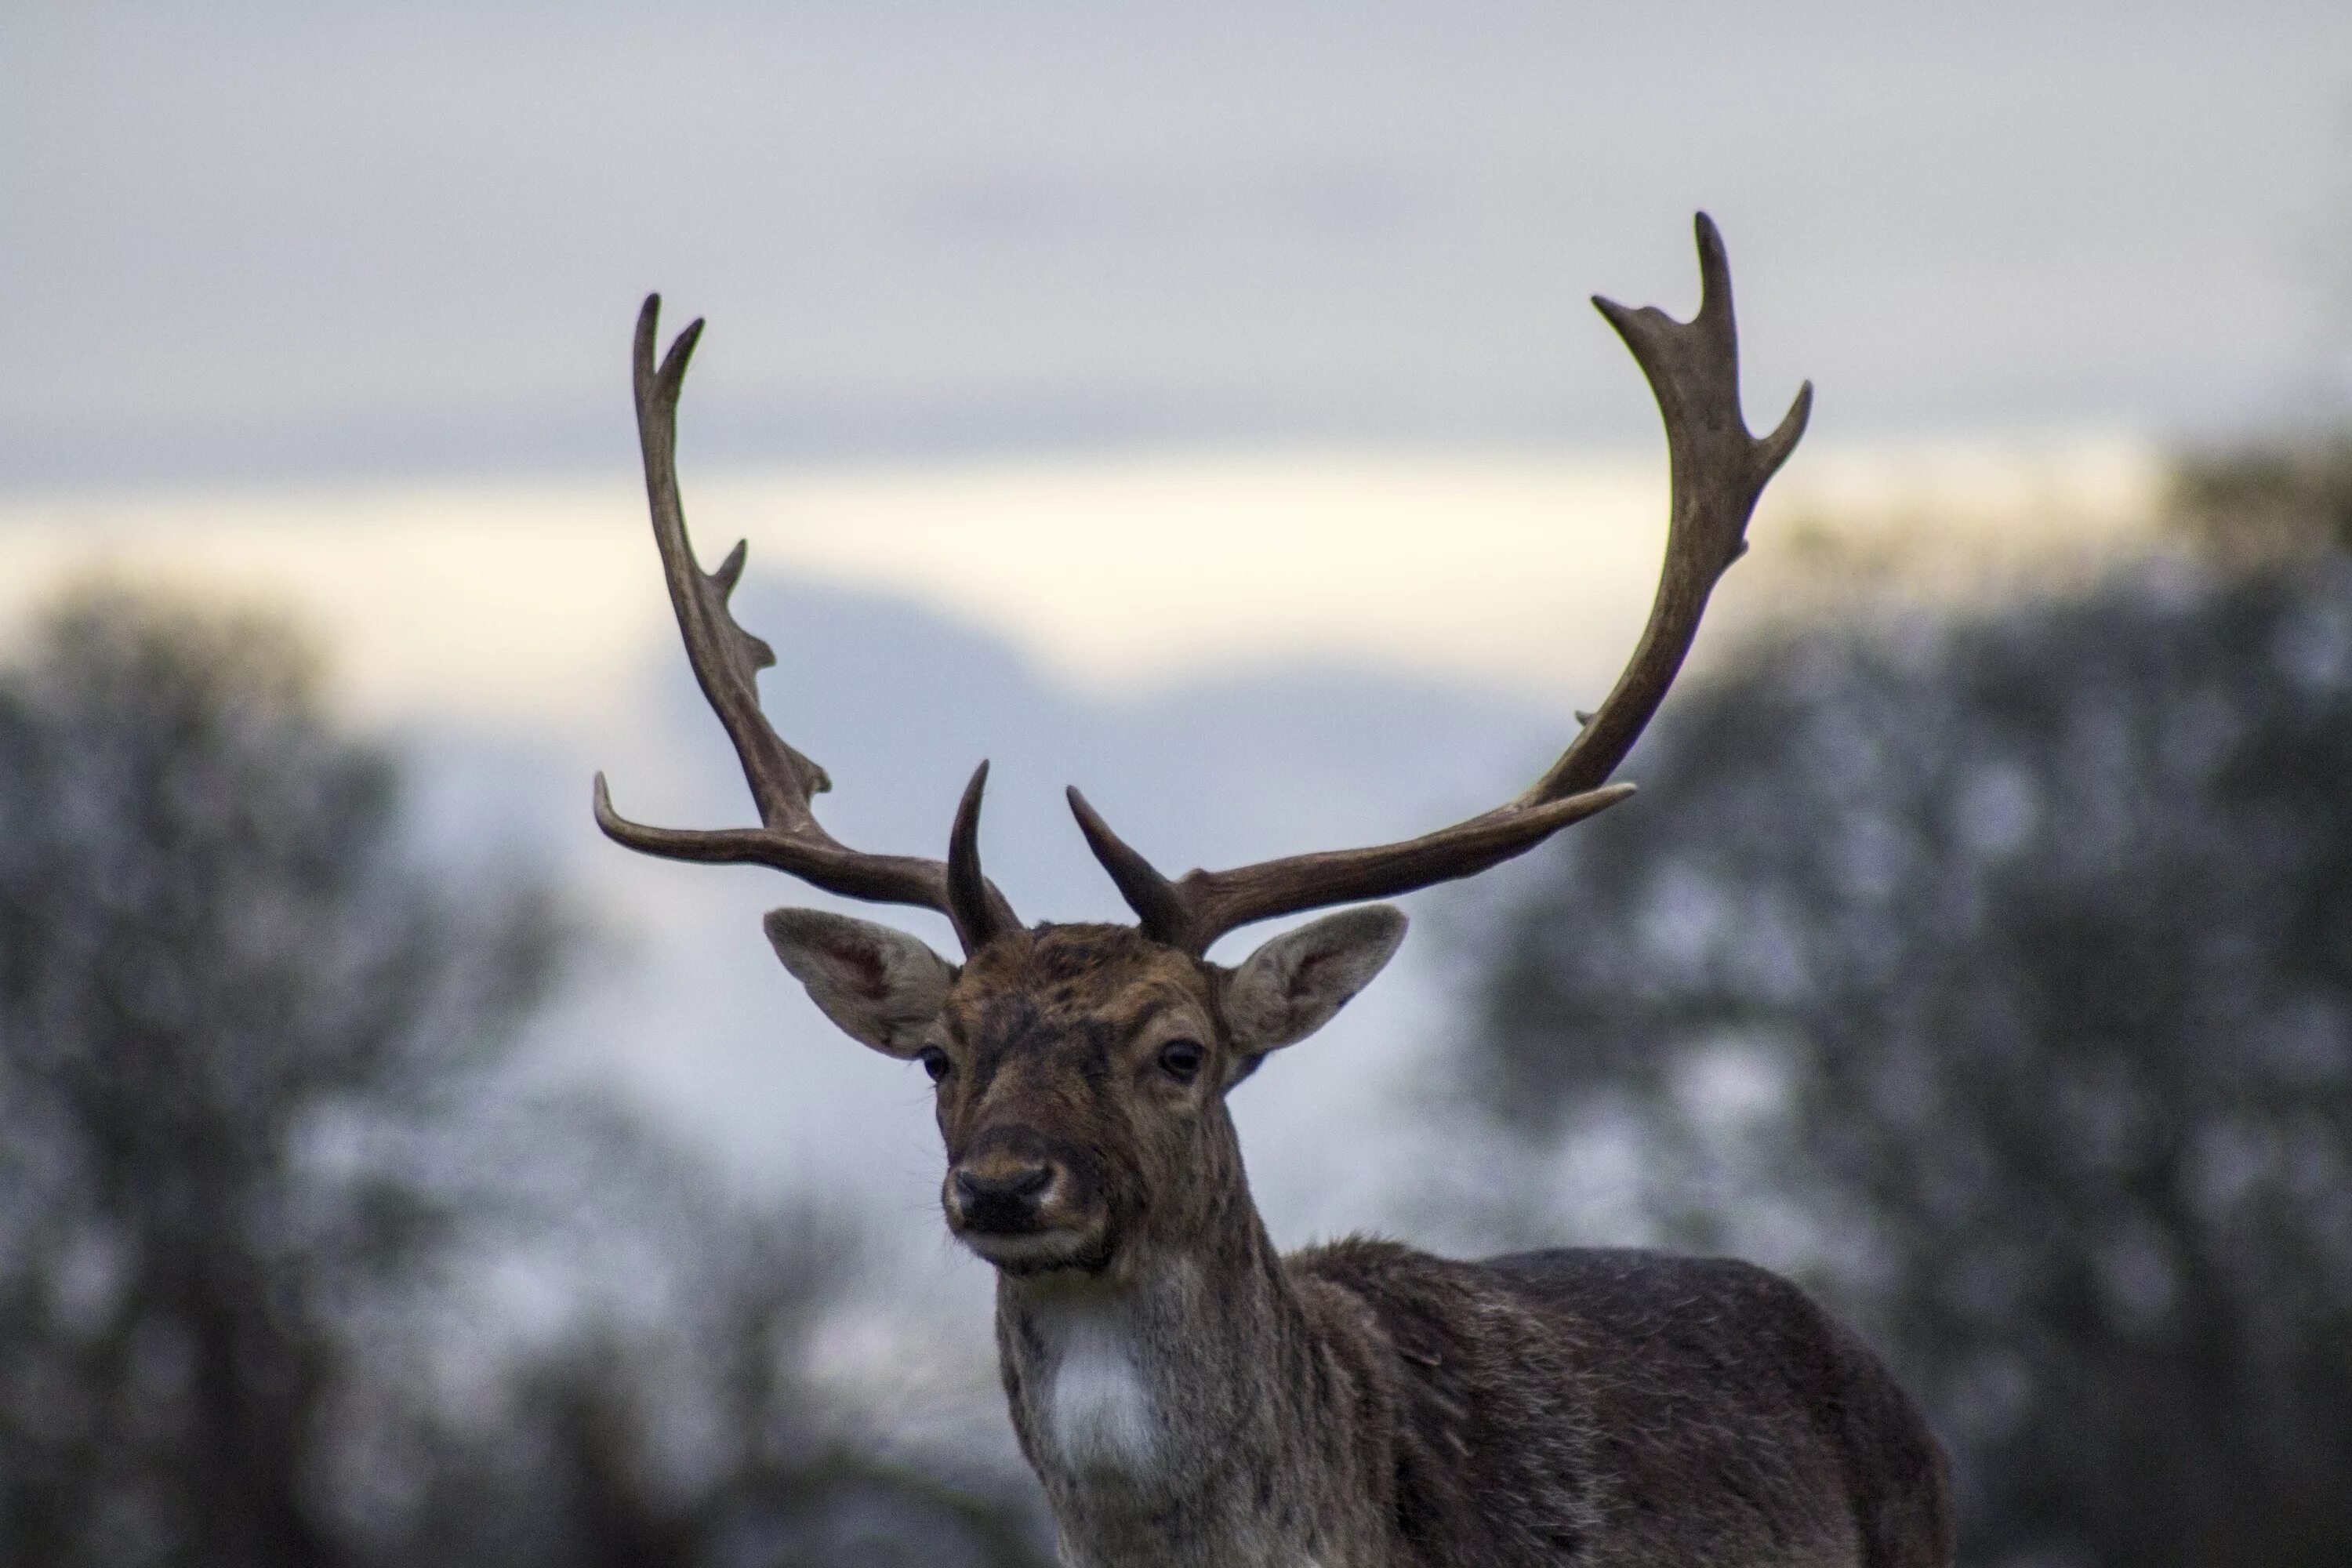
[591,215,1955,1568]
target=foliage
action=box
[0,588,1047,1568]
[1465,555,2352,1568]
[2167,430,2352,564]
[0,590,561,1565]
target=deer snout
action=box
[949,1159,1059,1233]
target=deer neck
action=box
[993,1189,1385,1568]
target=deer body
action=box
[1003,1234,1948,1568]
[593,217,1956,1566]
[938,924,1948,1568]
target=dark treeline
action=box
[1465,437,2352,1568]
[0,590,1047,1568]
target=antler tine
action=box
[1527,212,1811,802]
[1067,787,1191,946]
[593,295,1020,949]
[948,762,1013,953]
[1072,214,1806,956]
[1069,782,1633,955]
[629,295,828,829]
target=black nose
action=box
[953,1163,1054,1232]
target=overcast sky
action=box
[5,1,2349,489]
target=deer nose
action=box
[952,1163,1056,1231]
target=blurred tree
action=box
[2167,431,2352,563]
[362,1125,1048,1568]
[0,587,1050,1568]
[0,588,565,1566]
[1464,554,2352,1568]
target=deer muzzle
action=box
[943,1135,1111,1272]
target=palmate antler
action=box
[1069,213,1810,954]
[597,214,1806,961]
[592,296,1020,955]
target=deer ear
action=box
[764,909,955,1058]
[1223,906,1406,1065]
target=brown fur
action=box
[907,924,1952,1567]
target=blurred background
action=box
[3,2,2349,1564]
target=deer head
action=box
[594,214,1809,1283]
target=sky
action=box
[4,1,2348,488]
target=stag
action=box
[594,216,1954,1568]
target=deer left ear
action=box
[1223,906,1407,1068]
[764,907,955,1058]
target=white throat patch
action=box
[1036,1301,1161,1475]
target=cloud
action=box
[4,2,2345,485]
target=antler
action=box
[1072,213,1810,956]
[592,296,1019,954]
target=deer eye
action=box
[917,1047,951,1083]
[1156,1039,1204,1083]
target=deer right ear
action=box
[1223,906,1407,1069]
[764,909,955,1058]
